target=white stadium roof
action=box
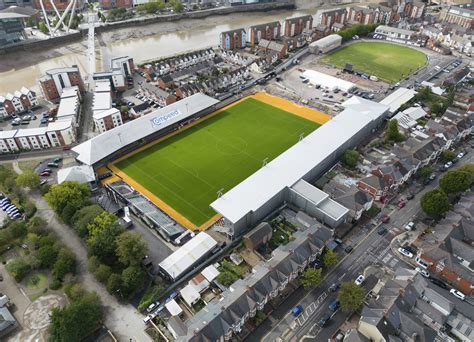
[379,87,416,114]
[159,232,218,280]
[302,69,355,92]
[57,165,96,184]
[211,97,389,224]
[72,93,219,165]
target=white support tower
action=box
[38,0,78,36]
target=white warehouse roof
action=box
[310,34,342,48]
[302,69,355,92]
[72,93,219,165]
[211,97,389,224]
[379,87,416,114]
[159,232,218,280]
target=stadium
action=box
[72,93,332,232]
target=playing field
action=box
[115,98,320,227]
[321,42,427,83]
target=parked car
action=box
[416,257,429,270]
[377,227,387,235]
[292,305,304,317]
[406,193,415,200]
[318,315,331,327]
[344,245,353,253]
[146,302,158,313]
[397,200,406,209]
[444,161,453,169]
[40,171,51,177]
[381,214,390,223]
[449,289,465,301]
[328,299,340,311]
[328,283,340,292]
[40,118,48,124]
[398,247,414,258]
[47,162,59,168]
[415,267,430,278]
[53,157,62,163]
[404,221,415,231]
[457,152,465,159]
[355,275,365,286]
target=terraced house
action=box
[173,224,333,341]
[248,21,281,46]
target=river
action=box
[0,8,313,94]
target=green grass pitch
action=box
[321,42,427,83]
[116,98,320,226]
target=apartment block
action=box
[284,15,313,37]
[98,0,132,9]
[248,21,281,46]
[0,130,18,153]
[319,8,347,29]
[93,108,123,133]
[32,0,84,12]
[14,127,50,150]
[440,5,473,29]
[39,66,85,102]
[46,118,76,147]
[56,86,81,123]
[220,28,246,50]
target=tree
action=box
[115,232,148,266]
[6,258,31,282]
[322,248,338,268]
[87,222,124,263]
[16,170,40,189]
[300,268,322,290]
[458,164,474,177]
[106,273,123,294]
[38,21,48,34]
[94,264,112,284]
[338,282,365,312]
[417,166,433,179]
[52,249,76,281]
[8,221,27,239]
[72,205,104,238]
[87,212,118,239]
[385,119,404,142]
[440,150,456,162]
[49,295,102,342]
[440,170,472,194]
[170,0,184,12]
[45,182,90,221]
[421,189,450,219]
[121,266,145,297]
[342,150,359,169]
[37,244,59,268]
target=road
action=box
[250,145,474,342]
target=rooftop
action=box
[211,97,388,224]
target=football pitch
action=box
[321,42,427,83]
[114,98,321,227]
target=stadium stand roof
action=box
[301,69,354,91]
[211,97,389,225]
[72,93,219,166]
[379,87,416,114]
[158,232,218,281]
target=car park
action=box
[449,289,465,300]
[398,247,414,258]
[292,304,304,317]
[404,221,415,231]
[415,267,430,278]
[355,275,365,286]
